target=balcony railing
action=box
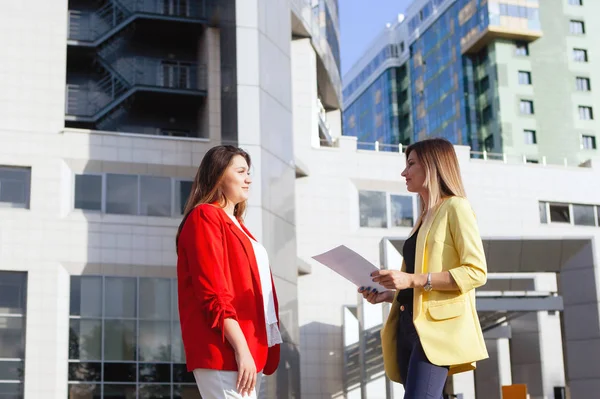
[317,139,591,168]
[66,58,207,118]
[68,0,210,42]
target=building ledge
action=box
[461,26,542,55]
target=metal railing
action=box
[316,140,590,168]
[68,0,210,42]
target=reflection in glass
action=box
[139,385,172,399]
[0,360,24,381]
[68,362,102,382]
[140,279,171,320]
[106,174,138,215]
[173,364,195,384]
[0,317,25,359]
[549,204,570,223]
[139,363,171,383]
[539,201,547,224]
[171,322,185,363]
[75,175,102,211]
[176,181,193,215]
[70,276,102,317]
[69,320,102,360]
[104,320,136,361]
[140,176,172,217]
[573,204,595,226]
[104,384,136,399]
[0,382,23,398]
[174,385,202,399]
[139,321,171,362]
[390,195,414,227]
[359,191,387,228]
[103,363,136,382]
[68,383,101,399]
[0,272,27,315]
[105,277,136,318]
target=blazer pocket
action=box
[427,299,466,320]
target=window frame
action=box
[573,48,588,62]
[515,41,529,56]
[520,100,535,115]
[524,130,537,145]
[578,106,594,120]
[569,20,585,35]
[0,166,32,210]
[518,71,532,85]
[73,173,193,218]
[581,134,597,150]
[576,77,591,92]
[540,201,600,227]
[358,190,416,229]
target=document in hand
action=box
[311,245,390,292]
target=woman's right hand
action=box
[358,287,395,304]
[235,348,257,396]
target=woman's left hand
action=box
[371,270,413,290]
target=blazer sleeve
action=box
[447,197,488,294]
[182,205,237,340]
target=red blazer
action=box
[177,204,280,374]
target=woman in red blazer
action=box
[176,145,281,398]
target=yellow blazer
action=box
[381,196,489,383]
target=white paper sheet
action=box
[311,245,390,292]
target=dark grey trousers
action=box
[396,307,449,399]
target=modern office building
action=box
[342,0,600,166]
[0,0,341,398]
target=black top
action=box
[396,225,421,306]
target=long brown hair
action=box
[405,138,466,229]
[176,145,251,248]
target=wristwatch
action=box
[423,273,433,292]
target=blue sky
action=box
[339,0,412,78]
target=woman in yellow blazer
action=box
[359,138,488,398]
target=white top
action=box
[228,214,283,347]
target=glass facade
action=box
[68,276,199,399]
[0,272,27,399]
[343,0,541,151]
[343,69,402,149]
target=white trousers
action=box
[193,369,263,399]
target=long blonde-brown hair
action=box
[175,145,251,249]
[405,138,466,228]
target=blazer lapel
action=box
[220,211,263,296]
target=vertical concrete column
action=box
[291,38,319,156]
[497,337,513,387]
[559,240,600,398]
[198,27,221,141]
[23,264,70,399]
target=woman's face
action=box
[221,155,252,205]
[401,150,426,194]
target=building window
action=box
[539,202,548,224]
[482,106,493,124]
[520,100,534,115]
[549,203,570,223]
[359,191,388,228]
[569,0,583,5]
[69,276,199,399]
[573,48,588,62]
[515,42,529,56]
[582,135,597,150]
[75,175,102,211]
[0,272,27,397]
[390,195,414,227]
[570,20,585,35]
[518,71,532,85]
[573,204,595,226]
[524,130,537,145]
[74,174,193,217]
[579,106,594,120]
[576,77,591,91]
[0,166,31,209]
